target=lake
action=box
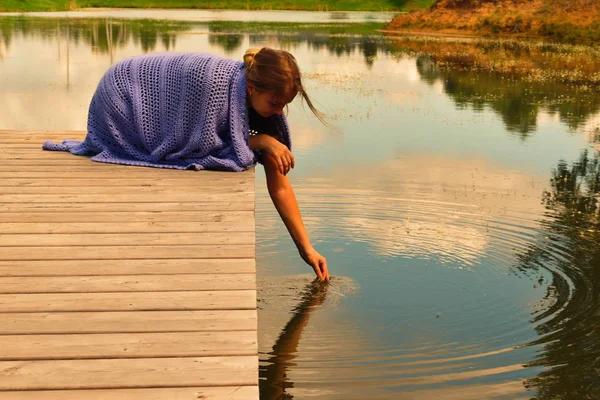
[1,10,599,399]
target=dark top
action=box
[248,107,283,165]
[248,107,280,138]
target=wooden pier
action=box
[0,131,259,399]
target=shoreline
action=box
[379,29,542,42]
[0,8,399,23]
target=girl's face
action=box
[248,85,297,118]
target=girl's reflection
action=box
[259,279,329,400]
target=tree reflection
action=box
[0,17,189,56]
[414,53,600,138]
[259,280,329,400]
[515,149,600,398]
[401,35,600,138]
[0,17,395,67]
[0,19,12,60]
[208,33,244,54]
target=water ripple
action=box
[256,156,599,398]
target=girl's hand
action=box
[261,135,295,175]
[299,246,330,281]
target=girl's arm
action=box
[262,155,330,281]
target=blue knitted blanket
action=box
[43,52,291,171]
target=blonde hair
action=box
[243,47,327,126]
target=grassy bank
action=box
[387,0,600,43]
[0,0,434,12]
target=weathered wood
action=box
[0,166,255,174]
[0,202,254,212]
[0,212,253,224]
[0,178,252,187]
[0,192,252,203]
[0,183,252,193]
[0,290,256,312]
[0,131,259,398]
[0,129,86,136]
[0,221,254,234]
[0,331,257,360]
[0,245,254,260]
[0,356,257,390]
[0,274,256,293]
[0,310,257,334]
[0,386,258,399]
[0,171,256,179]
[0,259,255,276]
[1,187,252,196]
[0,232,254,246]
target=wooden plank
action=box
[0,192,252,203]
[0,165,253,172]
[1,148,71,153]
[0,154,105,160]
[0,202,254,212]
[0,356,257,390]
[0,274,256,293]
[0,144,52,148]
[0,232,254,246]
[0,245,254,260]
[0,172,250,184]
[0,155,96,162]
[0,131,259,397]
[0,129,85,136]
[0,166,255,174]
[0,259,255,276]
[0,171,256,179]
[0,163,255,176]
[0,186,251,194]
[0,331,257,360]
[0,211,253,223]
[0,290,256,312]
[0,221,254,233]
[0,386,258,400]
[0,178,252,187]
[0,310,257,334]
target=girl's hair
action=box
[243,47,327,126]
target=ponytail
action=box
[243,47,329,127]
[243,47,262,71]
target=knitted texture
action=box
[43,52,292,171]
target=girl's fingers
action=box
[282,154,292,175]
[321,260,329,281]
[313,263,324,280]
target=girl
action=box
[44,47,330,281]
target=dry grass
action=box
[387,0,600,42]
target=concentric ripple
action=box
[255,156,599,399]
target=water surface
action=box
[1,11,599,399]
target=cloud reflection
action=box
[289,155,547,265]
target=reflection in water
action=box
[256,155,551,398]
[0,17,393,67]
[392,37,600,137]
[0,17,189,55]
[517,150,600,398]
[414,53,600,136]
[208,33,244,54]
[259,280,329,400]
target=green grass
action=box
[0,0,435,12]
